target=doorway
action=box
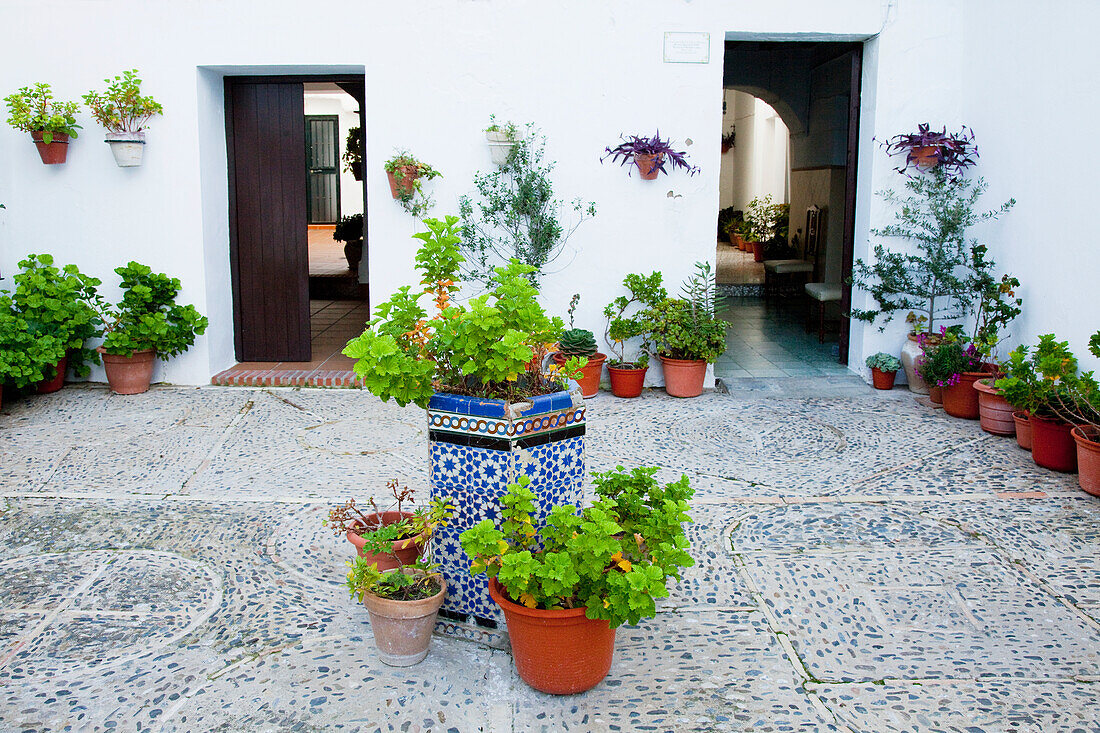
[223,74,367,380]
[715,41,862,379]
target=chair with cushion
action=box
[804,282,842,342]
[763,205,821,301]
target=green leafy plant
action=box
[644,263,728,362]
[850,165,1015,333]
[459,467,694,628]
[333,213,364,243]
[717,207,743,239]
[967,244,1022,365]
[4,254,102,379]
[744,195,788,244]
[916,326,983,388]
[342,126,364,173]
[603,272,667,369]
[865,352,902,372]
[995,334,1082,420]
[94,262,208,359]
[81,70,163,133]
[484,115,519,140]
[558,294,597,358]
[384,151,441,217]
[1046,332,1100,436]
[4,83,81,142]
[0,297,68,390]
[343,216,573,408]
[459,119,596,288]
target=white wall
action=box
[6,0,1092,386]
[721,91,790,212]
[303,89,363,219]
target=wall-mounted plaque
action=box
[663,32,710,64]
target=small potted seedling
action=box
[82,70,163,167]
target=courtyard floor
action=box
[1,378,1099,732]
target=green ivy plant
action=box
[3,83,81,142]
[459,467,694,628]
[343,216,575,408]
[94,262,208,359]
[4,254,103,379]
[81,70,163,133]
[384,150,441,217]
[603,271,667,369]
[0,297,67,390]
[459,119,596,288]
[644,263,728,362]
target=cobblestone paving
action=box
[1,381,1098,732]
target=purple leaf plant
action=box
[878,124,979,180]
[601,131,700,177]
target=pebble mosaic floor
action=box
[0,380,1098,732]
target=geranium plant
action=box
[384,151,441,217]
[94,262,208,359]
[81,70,163,133]
[879,124,979,180]
[3,83,81,143]
[995,334,1080,420]
[600,132,700,177]
[0,297,68,390]
[343,216,577,408]
[459,466,694,627]
[603,271,667,369]
[644,263,728,362]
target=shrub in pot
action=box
[333,213,364,274]
[82,69,163,167]
[603,272,666,398]
[0,297,68,408]
[919,327,986,419]
[717,207,743,243]
[342,126,364,181]
[93,262,208,394]
[344,491,454,667]
[460,467,694,694]
[600,132,699,181]
[865,352,901,390]
[644,263,728,398]
[3,82,81,164]
[3,254,103,393]
[1039,331,1100,494]
[383,150,441,217]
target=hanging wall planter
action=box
[105,131,146,167]
[30,131,71,165]
[5,83,81,166]
[485,117,519,166]
[601,132,700,181]
[383,151,441,217]
[83,70,163,169]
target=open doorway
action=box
[715,41,861,379]
[220,74,367,383]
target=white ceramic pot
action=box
[900,334,929,394]
[486,130,515,165]
[105,131,146,167]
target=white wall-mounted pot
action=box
[486,130,515,166]
[105,131,146,167]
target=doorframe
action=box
[304,114,341,224]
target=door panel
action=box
[226,81,311,362]
[306,116,340,224]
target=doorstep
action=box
[211,367,362,388]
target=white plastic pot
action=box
[486,130,515,166]
[105,131,146,167]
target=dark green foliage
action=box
[644,263,729,362]
[333,214,363,243]
[603,271,666,368]
[559,329,597,357]
[865,352,901,372]
[459,120,595,288]
[96,262,208,359]
[0,296,67,389]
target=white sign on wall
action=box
[663,32,711,64]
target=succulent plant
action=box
[560,328,597,357]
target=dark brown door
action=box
[226,80,311,362]
[838,47,863,365]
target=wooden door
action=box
[305,115,340,224]
[838,47,863,365]
[226,80,311,362]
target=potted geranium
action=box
[865,353,901,390]
[555,295,604,399]
[343,216,586,625]
[1044,331,1100,496]
[3,82,81,165]
[383,151,441,216]
[0,297,67,409]
[600,131,700,180]
[344,489,454,667]
[603,271,666,398]
[460,467,694,694]
[93,262,208,394]
[82,69,163,167]
[342,126,364,180]
[643,263,728,398]
[333,213,364,274]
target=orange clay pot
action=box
[553,352,605,399]
[346,511,428,570]
[929,385,944,405]
[1013,411,1032,451]
[36,356,68,394]
[98,347,155,394]
[386,166,419,199]
[607,364,647,398]
[660,356,707,398]
[633,153,662,180]
[1072,426,1100,497]
[32,131,69,164]
[489,578,616,695]
[973,379,1015,436]
[941,371,984,419]
[870,368,897,390]
[1029,414,1077,473]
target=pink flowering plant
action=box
[916,326,984,388]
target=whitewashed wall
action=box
[303,89,364,219]
[720,91,790,212]
[2,0,1093,387]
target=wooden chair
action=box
[802,206,842,342]
[763,205,821,301]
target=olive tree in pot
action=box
[644,263,728,398]
[93,262,208,394]
[600,132,700,181]
[3,83,81,164]
[555,295,604,399]
[603,271,666,398]
[345,493,455,667]
[82,70,163,167]
[460,467,694,694]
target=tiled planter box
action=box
[428,390,586,625]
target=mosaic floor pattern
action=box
[0,382,1098,732]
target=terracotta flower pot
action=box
[607,365,647,398]
[553,352,605,399]
[489,578,615,695]
[973,379,1015,436]
[1013,411,1032,451]
[361,574,446,667]
[633,153,662,180]
[31,131,69,164]
[346,510,427,571]
[752,241,765,263]
[98,347,156,394]
[36,356,68,394]
[870,368,897,390]
[660,356,708,398]
[929,385,944,404]
[1072,426,1100,497]
[386,166,419,199]
[1029,414,1078,473]
[912,145,941,171]
[941,372,984,419]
